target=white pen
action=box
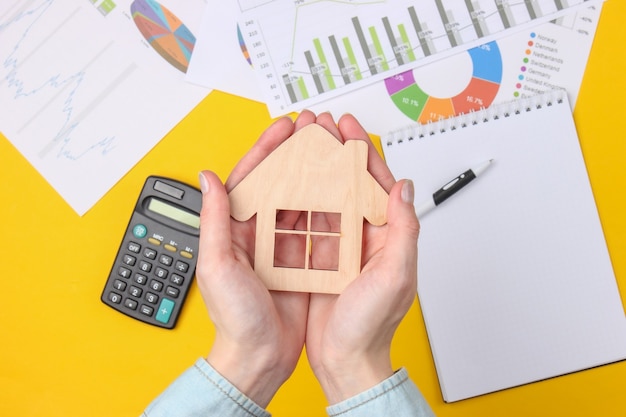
[415,159,494,218]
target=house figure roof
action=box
[229,124,388,293]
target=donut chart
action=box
[385,42,503,124]
[131,0,196,73]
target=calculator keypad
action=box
[129,239,181,322]
[102,225,197,329]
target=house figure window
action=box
[274,210,341,271]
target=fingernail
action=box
[401,179,414,204]
[199,172,209,194]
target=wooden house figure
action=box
[228,124,388,294]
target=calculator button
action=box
[149,280,164,292]
[123,254,136,266]
[113,279,127,291]
[139,261,152,272]
[164,244,177,252]
[155,267,168,279]
[134,273,148,285]
[180,250,193,259]
[165,286,179,298]
[133,224,147,239]
[148,237,161,246]
[170,274,184,286]
[108,292,122,304]
[145,292,159,304]
[155,298,175,324]
[129,286,143,297]
[118,267,131,278]
[140,305,154,316]
[124,298,138,310]
[128,242,141,253]
[143,248,157,259]
[159,254,173,266]
[175,261,189,273]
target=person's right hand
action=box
[304,113,421,405]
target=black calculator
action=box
[101,176,202,329]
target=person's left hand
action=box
[196,112,320,407]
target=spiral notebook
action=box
[382,92,626,402]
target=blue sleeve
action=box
[143,361,434,417]
[325,368,436,417]
[142,358,270,417]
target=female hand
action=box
[305,113,420,404]
[196,112,320,407]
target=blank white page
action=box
[383,93,626,402]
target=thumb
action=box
[382,179,420,275]
[198,170,233,266]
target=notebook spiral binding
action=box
[383,90,567,147]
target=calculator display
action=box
[147,197,200,229]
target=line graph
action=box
[2,1,125,161]
[0,0,209,215]
[238,0,596,116]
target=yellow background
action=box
[1,2,625,416]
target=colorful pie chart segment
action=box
[385,42,503,124]
[237,24,253,66]
[131,0,196,73]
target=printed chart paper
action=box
[237,0,601,116]
[311,2,603,134]
[0,0,211,215]
[188,2,603,135]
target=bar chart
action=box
[89,0,118,16]
[238,0,593,115]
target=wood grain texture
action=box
[229,124,388,293]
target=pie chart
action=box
[131,0,196,73]
[385,41,503,124]
[237,24,252,66]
